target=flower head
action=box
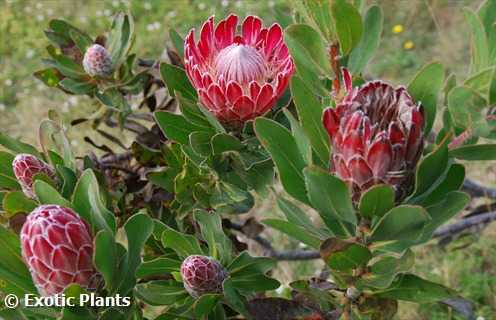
[323,69,424,202]
[180,255,228,298]
[184,15,294,126]
[12,154,56,199]
[83,44,113,77]
[20,205,99,296]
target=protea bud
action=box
[323,69,424,202]
[12,154,56,199]
[20,205,99,296]
[82,44,113,77]
[184,15,294,126]
[180,255,228,298]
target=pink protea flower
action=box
[323,69,424,202]
[184,15,294,126]
[180,255,228,298]
[83,44,113,77]
[20,205,99,296]
[12,154,56,199]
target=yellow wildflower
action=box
[392,24,404,34]
[404,41,414,50]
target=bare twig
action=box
[100,151,132,164]
[433,211,496,239]
[230,208,496,261]
[462,179,496,199]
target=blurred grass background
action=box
[0,0,495,319]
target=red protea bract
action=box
[12,154,56,199]
[83,44,113,77]
[20,205,99,296]
[180,255,228,298]
[323,70,424,202]
[184,15,294,126]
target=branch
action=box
[230,209,496,261]
[462,179,496,198]
[433,210,496,239]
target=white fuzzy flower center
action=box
[214,44,266,85]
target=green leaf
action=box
[277,197,329,239]
[290,76,330,164]
[320,238,372,271]
[370,205,431,242]
[283,109,312,164]
[254,118,309,204]
[95,88,131,113]
[194,210,233,264]
[72,169,116,235]
[210,181,254,214]
[408,62,444,136]
[189,131,213,157]
[0,132,41,158]
[490,69,496,105]
[222,278,249,318]
[170,29,185,58]
[359,185,394,219]
[230,274,280,293]
[303,166,356,234]
[464,8,489,73]
[348,5,383,73]
[447,86,489,137]
[227,251,275,277]
[68,29,93,53]
[291,0,334,41]
[177,94,213,130]
[419,191,470,242]
[332,0,363,54]
[93,230,122,293]
[160,63,197,101]
[117,212,154,295]
[375,274,456,303]
[34,68,62,87]
[358,250,415,289]
[421,163,465,207]
[211,133,243,154]
[464,67,494,94]
[0,174,20,190]
[155,111,207,145]
[449,144,496,160]
[408,144,448,202]
[2,191,37,216]
[45,45,86,79]
[162,228,204,259]
[107,12,134,70]
[262,219,321,249]
[194,294,222,318]
[34,179,72,207]
[135,280,189,306]
[59,78,95,95]
[0,225,37,295]
[284,24,331,95]
[56,165,78,199]
[136,258,181,279]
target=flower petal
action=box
[242,15,263,45]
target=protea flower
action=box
[12,154,56,199]
[323,69,424,202]
[20,205,99,296]
[180,255,228,298]
[184,15,294,126]
[83,44,113,77]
